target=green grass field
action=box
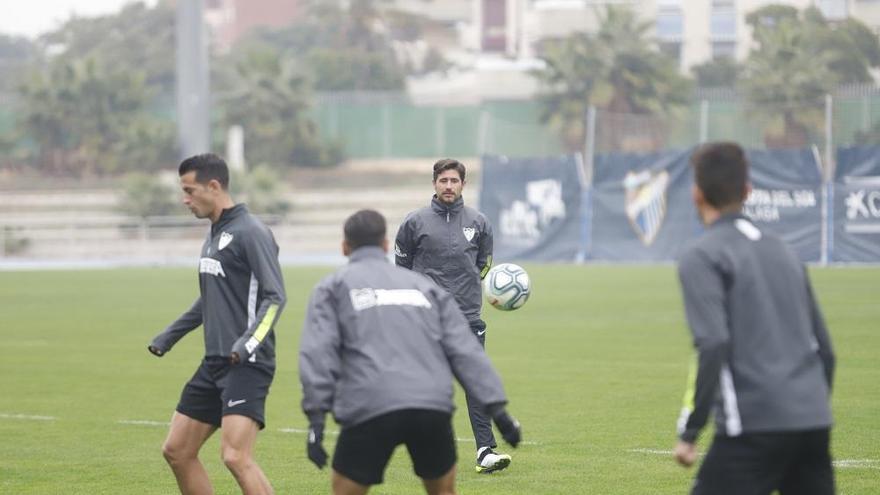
[1,265,877,494]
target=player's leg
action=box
[403,409,458,495]
[163,360,224,494]
[219,363,275,494]
[332,472,371,495]
[422,468,456,495]
[332,411,401,494]
[220,414,273,494]
[779,428,835,495]
[162,411,218,495]
[690,433,787,495]
[466,320,509,474]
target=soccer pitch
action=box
[1,265,877,494]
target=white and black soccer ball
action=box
[483,263,531,311]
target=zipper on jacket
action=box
[446,212,449,222]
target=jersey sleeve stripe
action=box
[253,304,279,343]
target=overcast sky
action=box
[0,0,158,39]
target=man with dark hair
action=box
[148,153,286,495]
[299,209,521,495]
[674,142,836,495]
[394,159,510,474]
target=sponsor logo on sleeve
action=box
[245,336,259,354]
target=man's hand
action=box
[674,440,698,467]
[492,410,521,448]
[147,345,165,357]
[307,423,328,469]
[230,352,241,365]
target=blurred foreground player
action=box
[674,142,836,495]
[299,209,521,495]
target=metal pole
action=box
[812,144,828,266]
[825,93,834,182]
[382,102,391,158]
[478,108,490,156]
[435,107,445,156]
[699,99,709,144]
[584,105,597,186]
[176,0,210,158]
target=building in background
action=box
[474,0,879,73]
[203,0,302,52]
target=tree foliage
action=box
[533,5,691,152]
[17,57,175,175]
[120,172,179,219]
[692,57,741,88]
[231,0,409,91]
[741,6,880,147]
[218,47,344,168]
[40,2,176,94]
[0,35,39,94]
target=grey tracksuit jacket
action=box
[298,246,508,427]
[150,204,286,366]
[676,213,835,443]
[394,195,493,323]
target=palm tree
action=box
[17,58,155,175]
[533,5,691,153]
[221,48,342,167]
[741,15,834,148]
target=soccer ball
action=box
[483,263,531,311]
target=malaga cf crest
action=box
[218,232,234,250]
[623,170,669,246]
[463,227,476,242]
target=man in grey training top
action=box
[299,209,521,495]
[394,158,510,474]
[674,142,836,495]
[148,153,286,495]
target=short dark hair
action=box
[433,158,466,182]
[179,153,230,190]
[344,209,386,250]
[690,142,749,209]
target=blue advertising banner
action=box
[743,149,824,262]
[589,149,697,261]
[479,154,585,261]
[833,146,880,262]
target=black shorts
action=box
[692,428,835,495]
[176,357,274,429]
[332,409,457,486]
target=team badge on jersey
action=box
[463,227,476,242]
[218,232,234,250]
[623,169,669,246]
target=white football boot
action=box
[475,447,511,474]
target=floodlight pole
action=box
[176,0,210,159]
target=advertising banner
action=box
[480,155,585,261]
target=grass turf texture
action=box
[0,265,877,494]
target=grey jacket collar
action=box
[430,195,463,216]
[349,245,387,263]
